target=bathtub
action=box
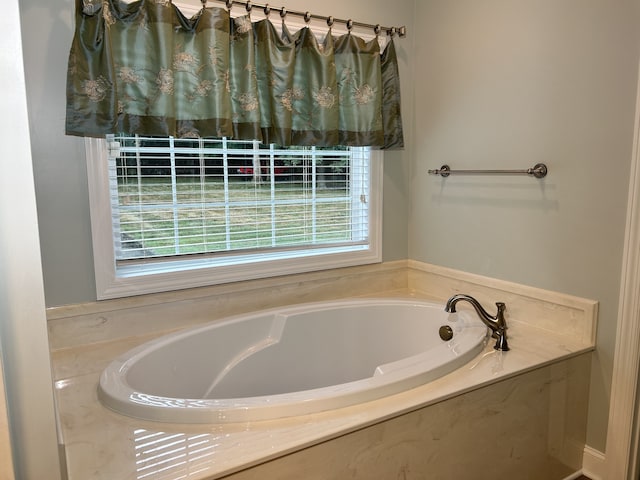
[98,298,488,423]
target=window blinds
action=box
[107,134,370,263]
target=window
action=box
[86,135,382,299]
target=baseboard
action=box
[562,472,585,480]
[582,445,606,480]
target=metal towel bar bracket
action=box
[428,163,548,179]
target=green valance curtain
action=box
[65,0,404,148]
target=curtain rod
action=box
[202,0,407,38]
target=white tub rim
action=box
[98,297,489,423]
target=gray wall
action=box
[20,0,412,308]
[410,0,640,452]
[21,0,96,305]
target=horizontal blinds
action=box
[107,134,370,262]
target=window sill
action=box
[100,245,380,300]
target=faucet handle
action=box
[493,302,509,351]
[494,302,507,324]
[494,331,510,351]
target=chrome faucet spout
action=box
[445,294,510,351]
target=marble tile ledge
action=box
[407,261,598,346]
[51,262,598,479]
[47,261,597,353]
[47,261,409,352]
[55,320,593,480]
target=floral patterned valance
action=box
[65,0,404,149]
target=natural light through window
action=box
[86,135,382,299]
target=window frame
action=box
[86,137,383,299]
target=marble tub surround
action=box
[407,261,598,347]
[222,355,591,480]
[47,260,596,355]
[49,261,598,480]
[54,324,592,480]
[47,261,408,353]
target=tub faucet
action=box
[445,294,510,351]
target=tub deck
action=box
[49,263,598,480]
[54,320,592,479]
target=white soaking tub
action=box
[98,298,489,423]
